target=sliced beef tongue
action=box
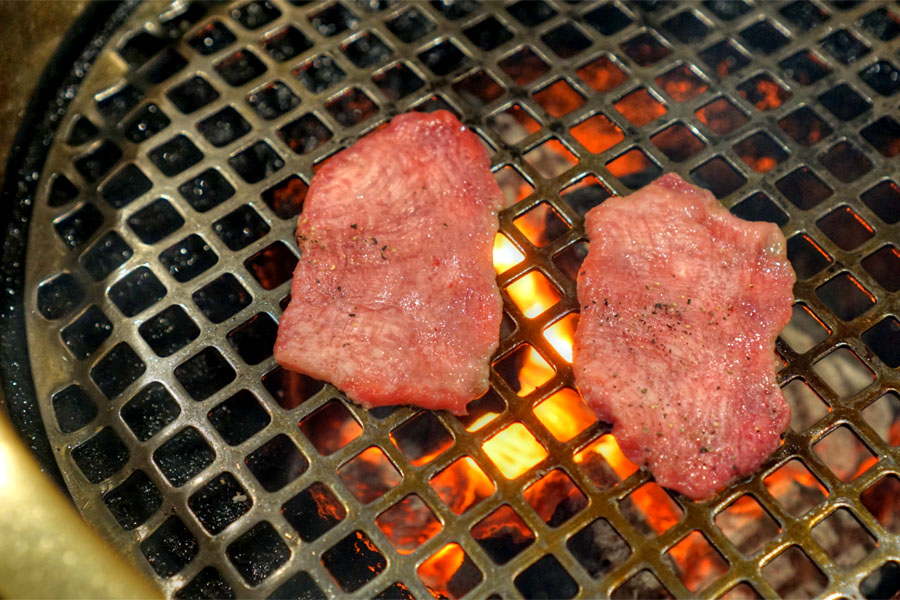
[274,111,505,415]
[574,173,796,500]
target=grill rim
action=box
[0,0,139,491]
[3,0,900,598]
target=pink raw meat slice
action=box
[573,173,795,500]
[274,111,505,415]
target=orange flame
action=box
[417,543,468,599]
[483,423,547,479]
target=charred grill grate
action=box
[18,0,900,598]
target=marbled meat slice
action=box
[274,110,505,415]
[573,173,795,500]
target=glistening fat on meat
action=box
[573,174,795,500]
[274,111,506,415]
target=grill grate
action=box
[19,0,900,598]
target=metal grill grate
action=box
[21,0,900,598]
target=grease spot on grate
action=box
[862,245,900,292]
[121,382,180,442]
[472,504,534,565]
[282,481,347,541]
[103,470,162,531]
[141,516,198,578]
[52,385,97,434]
[376,494,441,554]
[386,7,433,43]
[730,192,788,226]
[61,305,112,359]
[175,567,234,600]
[791,398,838,450]
[322,530,386,592]
[91,342,146,399]
[515,554,578,600]
[431,456,494,513]
[246,433,309,492]
[189,472,252,534]
[816,273,876,322]
[418,543,482,600]
[300,399,361,456]
[154,427,216,486]
[208,389,270,445]
[228,521,291,586]
[761,546,827,598]
[715,495,780,556]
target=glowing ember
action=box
[667,531,729,592]
[417,543,481,600]
[543,313,578,362]
[534,387,596,442]
[430,457,494,514]
[483,422,547,479]
[493,233,525,274]
[506,271,561,318]
[375,494,441,554]
[513,345,555,397]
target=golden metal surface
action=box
[0,410,162,599]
